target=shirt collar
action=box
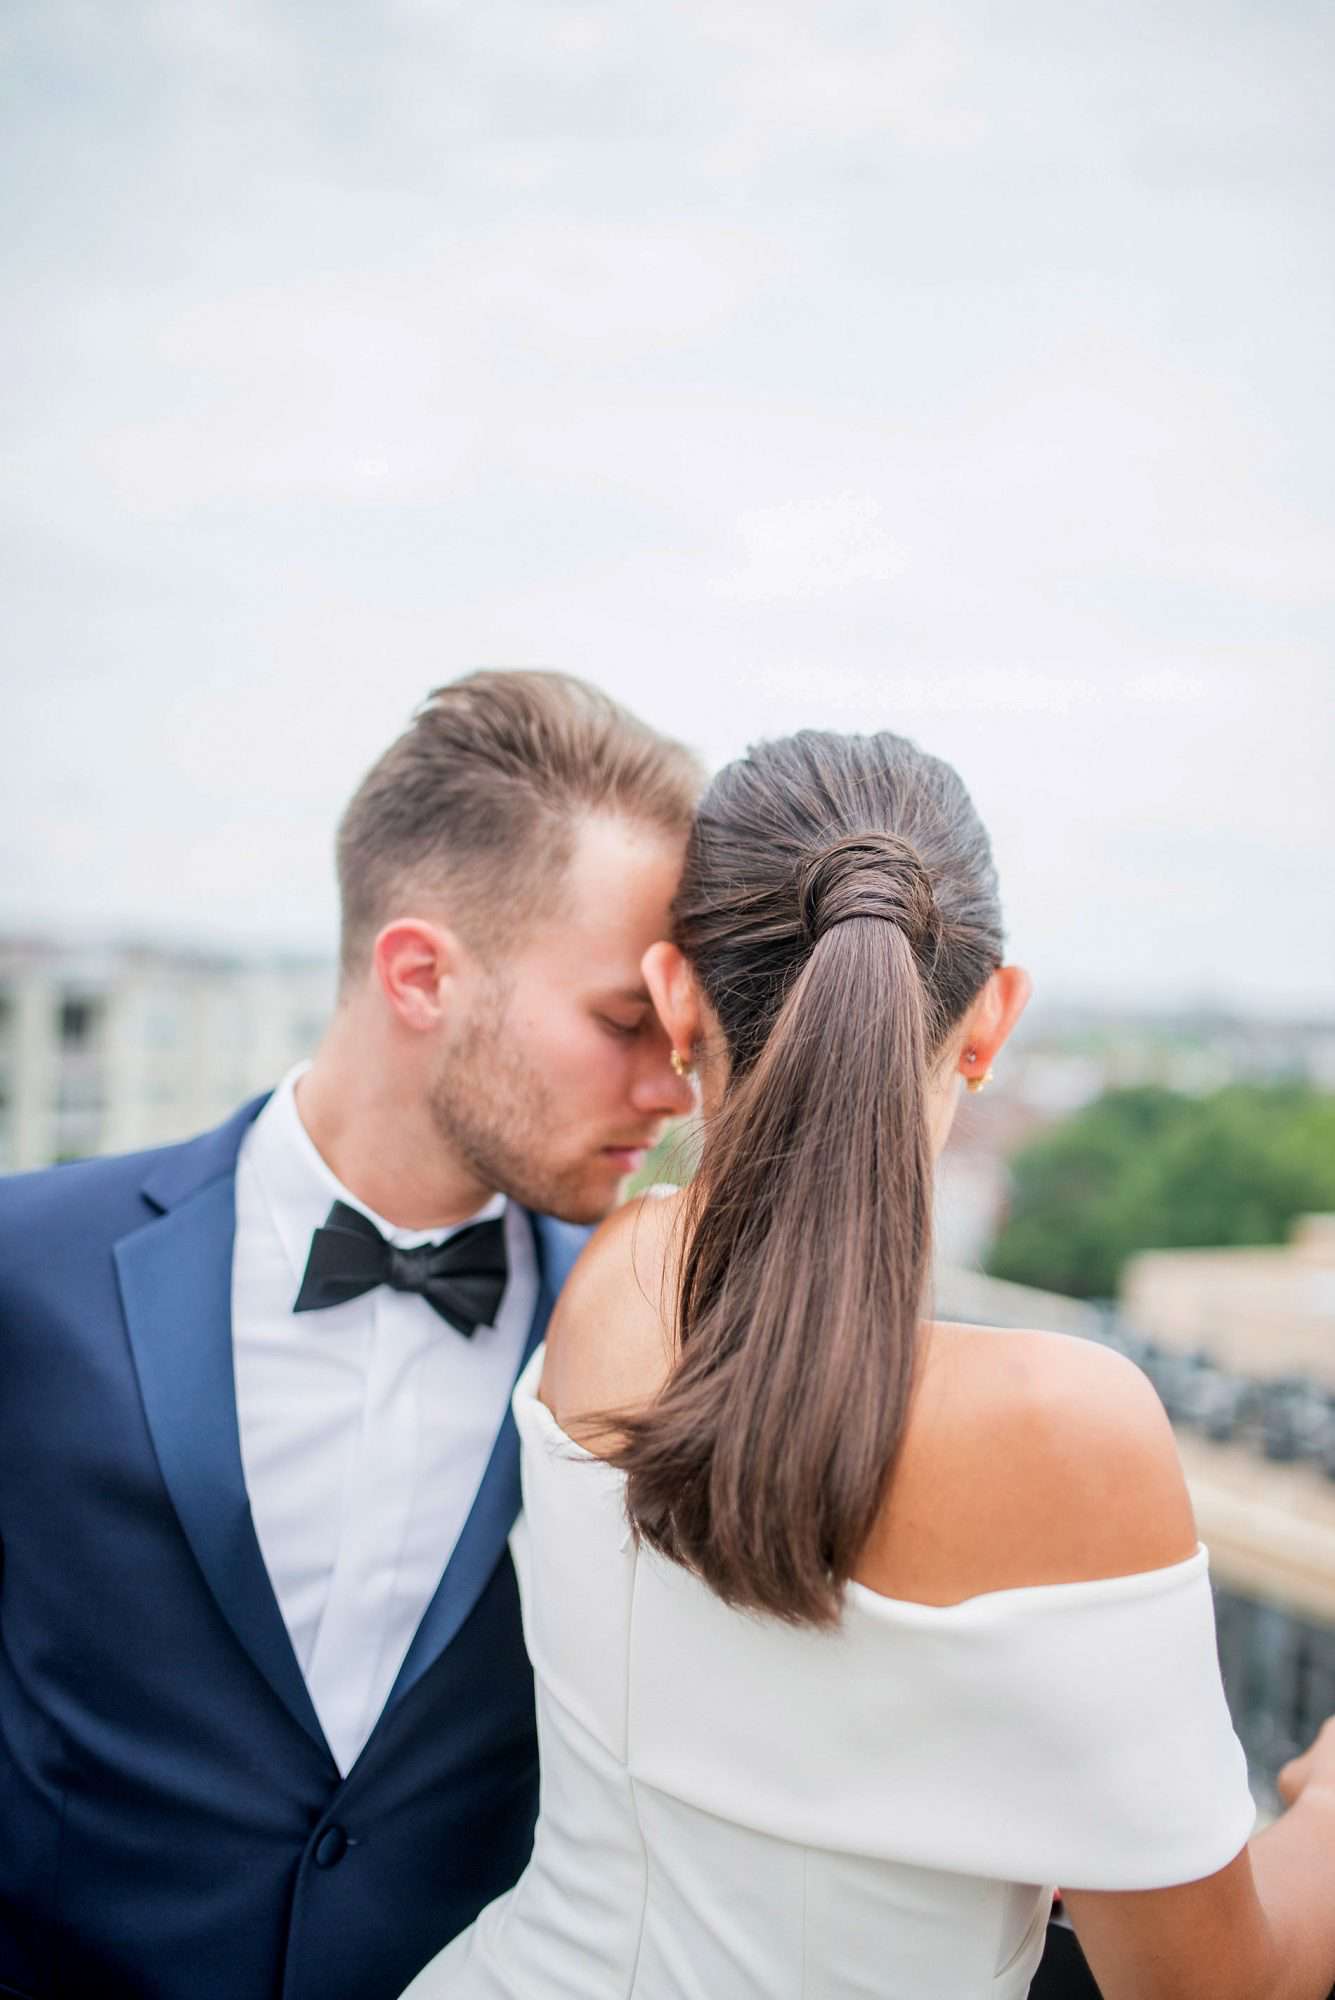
[248,1062,507,1289]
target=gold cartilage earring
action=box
[670,1048,689,1079]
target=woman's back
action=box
[405,1198,1254,2000]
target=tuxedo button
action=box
[315,1825,348,1869]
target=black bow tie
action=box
[293,1200,509,1337]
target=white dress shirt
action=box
[232,1065,537,1774]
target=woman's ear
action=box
[956,963,1032,1079]
[988,963,1032,1053]
[641,940,701,1063]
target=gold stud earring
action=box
[670,1048,689,1079]
[963,1049,994,1094]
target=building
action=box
[0,937,334,1172]
[1121,1214,1335,1391]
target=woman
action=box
[405,728,1335,1999]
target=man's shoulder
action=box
[0,1144,162,1231]
[527,1210,595,1296]
[533,1213,594,1256]
[0,1095,269,1243]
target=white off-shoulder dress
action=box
[404,1346,1256,2000]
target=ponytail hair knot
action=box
[798,831,940,959]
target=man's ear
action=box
[641,940,701,1062]
[373,920,458,1031]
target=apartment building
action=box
[0,936,334,1173]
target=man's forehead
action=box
[514,820,682,981]
[567,811,685,874]
[557,817,683,918]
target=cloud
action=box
[716,494,908,602]
[1,0,1332,1012]
[696,12,988,166]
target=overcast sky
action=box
[3,0,1332,1015]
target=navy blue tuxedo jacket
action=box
[0,1096,588,2000]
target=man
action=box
[0,671,700,2000]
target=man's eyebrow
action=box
[600,987,653,1006]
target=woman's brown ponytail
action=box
[611,729,1005,1626]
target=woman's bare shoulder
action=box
[858,1323,1198,1605]
[538,1189,685,1429]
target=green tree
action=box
[985,1084,1335,1299]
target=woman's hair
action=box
[611,728,1005,1626]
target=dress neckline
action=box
[513,1345,1209,1620]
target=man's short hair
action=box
[335,670,704,984]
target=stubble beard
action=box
[428,1011,619,1226]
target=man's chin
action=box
[531,1160,634,1227]
[554,1184,626,1228]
